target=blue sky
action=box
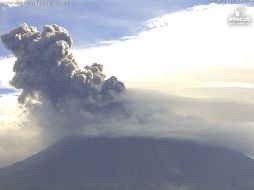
[0,87,15,94]
[1,0,211,56]
[1,0,252,56]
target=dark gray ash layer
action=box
[1,23,125,109]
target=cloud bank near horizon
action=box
[1,89,254,169]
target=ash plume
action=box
[1,23,125,110]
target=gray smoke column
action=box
[1,23,125,110]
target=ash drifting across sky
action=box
[1,23,125,110]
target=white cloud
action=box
[0,57,15,86]
[73,3,254,100]
[0,94,45,168]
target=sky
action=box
[1,0,254,168]
[0,0,210,56]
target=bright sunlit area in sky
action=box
[73,4,254,101]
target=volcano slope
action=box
[0,137,254,190]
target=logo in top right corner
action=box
[228,6,252,25]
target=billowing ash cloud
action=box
[1,23,125,110]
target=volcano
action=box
[0,137,254,190]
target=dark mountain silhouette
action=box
[0,137,254,190]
